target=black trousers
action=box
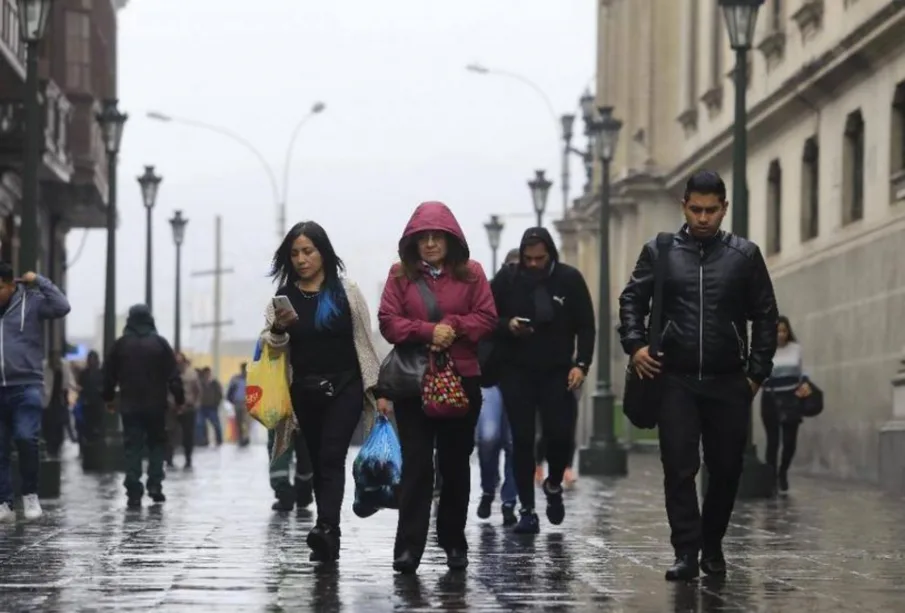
[394,377,481,562]
[535,428,576,467]
[500,367,576,510]
[761,395,801,474]
[165,410,195,465]
[657,373,751,556]
[291,378,363,529]
[121,411,167,497]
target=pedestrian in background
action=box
[166,352,200,469]
[103,304,184,508]
[378,201,497,574]
[197,367,223,447]
[0,266,70,522]
[226,362,250,446]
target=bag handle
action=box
[414,276,443,323]
[648,232,673,355]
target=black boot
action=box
[446,548,468,571]
[147,488,166,503]
[665,553,700,581]
[777,470,789,493]
[700,547,726,576]
[501,502,517,527]
[307,522,340,562]
[393,550,419,575]
[477,493,493,519]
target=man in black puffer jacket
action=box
[619,170,778,582]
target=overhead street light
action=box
[528,169,552,228]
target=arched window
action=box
[766,160,782,255]
[843,110,865,224]
[801,138,819,241]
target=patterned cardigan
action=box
[260,278,382,463]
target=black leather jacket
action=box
[618,227,779,384]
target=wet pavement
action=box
[1,443,904,612]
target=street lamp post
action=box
[719,0,774,500]
[137,165,162,311]
[560,89,598,207]
[96,100,127,358]
[528,170,552,228]
[16,0,53,273]
[483,214,504,273]
[578,106,628,477]
[91,100,127,473]
[169,210,188,353]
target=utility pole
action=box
[191,215,233,380]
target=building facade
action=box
[557,0,905,483]
[0,0,119,354]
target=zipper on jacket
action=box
[731,321,745,361]
[698,245,704,380]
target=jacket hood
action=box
[123,304,158,337]
[398,201,469,259]
[518,227,559,263]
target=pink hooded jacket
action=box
[378,202,497,377]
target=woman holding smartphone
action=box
[261,221,383,564]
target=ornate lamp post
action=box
[528,170,552,228]
[483,214,504,273]
[16,0,53,273]
[578,106,627,477]
[96,100,127,358]
[169,210,188,352]
[137,165,162,310]
[719,0,774,500]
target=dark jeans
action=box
[122,411,167,498]
[657,374,751,556]
[0,385,43,504]
[166,410,195,465]
[761,395,801,474]
[394,377,481,562]
[535,432,576,468]
[500,367,576,509]
[292,378,363,527]
[197,406,222,446]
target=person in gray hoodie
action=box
[0,265,71,523]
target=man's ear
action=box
[722,200,730,210]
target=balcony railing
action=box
[0,81,74,182]
[0,0,26,72]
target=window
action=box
[801,138,819,241]
[891,82,905,175]
[766,160,782,255]
[843,110,865,224]
[65,10,91,92]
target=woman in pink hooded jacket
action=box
[377,201,497,574]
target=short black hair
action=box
[684,170,727,202]
[0,262,13,282]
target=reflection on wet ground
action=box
[1,445,904,611]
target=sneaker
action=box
[0,502,14,523]
[501,501,517,527]
[543,479,565,525]
[476,493,493,519]
[512,509,540,534]
[22,494,42,520]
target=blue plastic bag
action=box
[352,415,402,518]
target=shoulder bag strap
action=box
[413,276,443,323]
[648,232,673,354]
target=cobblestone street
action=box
[1,443,904,612]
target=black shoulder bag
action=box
[377,277,442,401]
[622,232,673,430]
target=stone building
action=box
[557,0,905,483]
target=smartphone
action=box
[272,295,297,315]
[515,317,532,325]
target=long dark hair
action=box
[397,231,473,282]
[778,315,797,343]
[270,221,346,330]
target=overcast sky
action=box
[64,0,596,352]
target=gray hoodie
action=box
[1,275,71,388]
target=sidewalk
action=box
[0,444,903,611]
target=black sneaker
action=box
[477,494,493,519]
[501,502,517,527]
[271,496,294,512]
[148,489,166,504]
[512,509,540,534]
[543,479,565,525]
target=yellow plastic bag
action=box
[245,342,292,430]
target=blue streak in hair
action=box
[314,280,345,330]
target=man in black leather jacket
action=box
[618,170,778,581]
